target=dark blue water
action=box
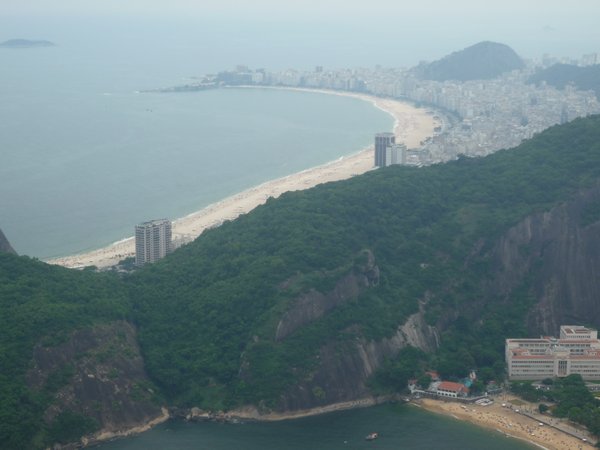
[96,404,535,450]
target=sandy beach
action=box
[47,89,437,269]
[417,398,594,450]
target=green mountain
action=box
[413,41,525,81]
[1,115,600,448]
[528,63,600,98]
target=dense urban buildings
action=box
[135,219,172,266]
[374,132,395,167]
[206,52,600,168]
[387,143,407,165]
[506,325,600,380]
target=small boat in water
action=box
[365,432,379,441]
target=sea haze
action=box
[0,45,392,259]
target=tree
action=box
[417,374,432,389]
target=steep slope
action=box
[0,254,162,449]
[0,228,16,254]
[413,41,524,81]
[528,63,600,98]
[2,115,600,448]
[484,183,600,332]
[130,115,600,412]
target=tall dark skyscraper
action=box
[374,132,395,167]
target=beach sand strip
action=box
[46,89,436,269]
[417,398,594,450]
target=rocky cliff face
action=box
[256,250,438,411]
[27,321,164,444]
[275,250,380,341]
[484,184,600,335]
[277,303,439,411]
[275,185,600,411]
[0,228,16,254]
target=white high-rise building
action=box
[386,143,407,166]
[506,325,600,380]
[135,219,172,266]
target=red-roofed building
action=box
[436,381,469,398]
[426,370,441,381]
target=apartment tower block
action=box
[135,219,172,266]
[374,132,395,167]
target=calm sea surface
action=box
[0,46,392,259]
[96,404,535,450]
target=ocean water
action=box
[2,9,599,260]
[0,45,392,259]
[96,404,536,450]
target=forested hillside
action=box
[1,115,600,448]
[413,41,524,81]
[130,115,600,409]
[0,256,130,448]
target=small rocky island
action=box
[0,39,55,48]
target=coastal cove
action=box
[46,88,436,268]
[95,403,537,450]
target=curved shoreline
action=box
[85,397,594,450]
[416,398,594,450]
[46,88,437,269]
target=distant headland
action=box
[0,39,55,48]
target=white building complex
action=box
[506,325,600,380]
[135,219,172,266]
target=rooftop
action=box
[437,381,469,393]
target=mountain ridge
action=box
[413,41,525,81]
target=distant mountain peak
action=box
[413,41,524,82]
[0,228,16,255]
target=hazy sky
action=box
[1,0,599,68]
[2,0,598,20]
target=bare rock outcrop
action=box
[277,304,439,411]
[0,228,16,254]
[485,184,600,335]
[27,321,164,441]
[275,250,379,341]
